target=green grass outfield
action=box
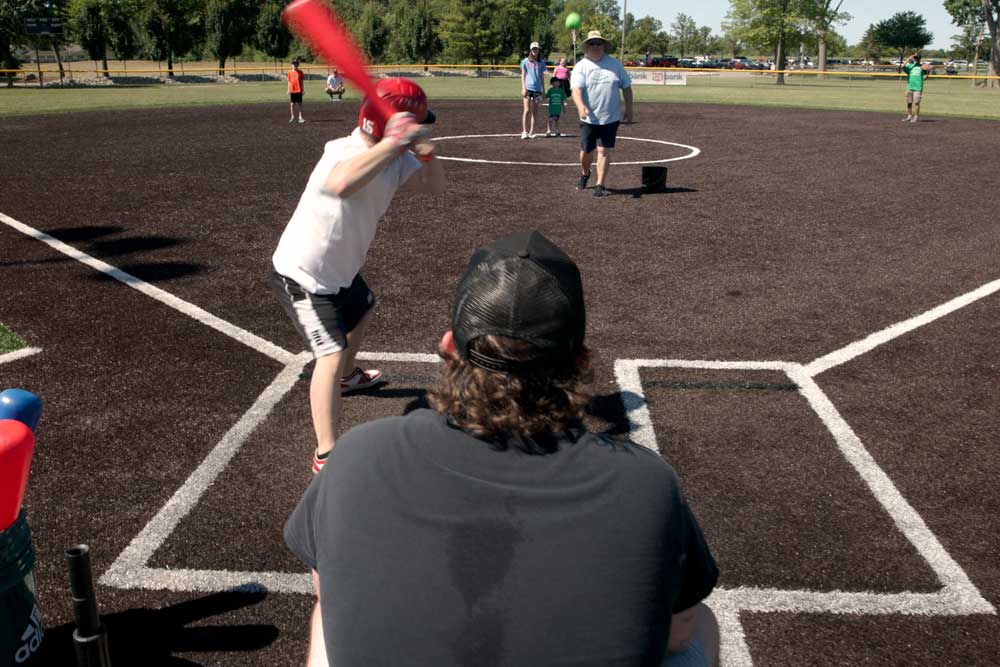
[0,323,26,354]
[1,72,998,120]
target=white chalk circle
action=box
[432,133,701,167]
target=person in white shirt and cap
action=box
[570,30,634,197]
[520,41,548,139]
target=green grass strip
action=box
[1,73,998,120]
[0,323,26,354]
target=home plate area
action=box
[98,349,993,666]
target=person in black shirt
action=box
[285,230,720,666]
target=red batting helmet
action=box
[358,78,436,140]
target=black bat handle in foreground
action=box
[66,544,112,667]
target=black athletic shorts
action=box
[289,92,303,103]
[580,121,620,153]
[524,90,543,100]
[270,272,375,357]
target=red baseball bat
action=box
[282,0,395,124]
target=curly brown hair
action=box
[427,335,592,452]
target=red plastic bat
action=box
[282,0,395,124]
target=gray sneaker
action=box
[592,185,610,198]
[576,172,591,190]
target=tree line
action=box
[2,0,996,86]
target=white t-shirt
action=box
[570,55,631,125]
[273,128,422,294]
[327,74,343,88]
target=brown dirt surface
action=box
[2,100,998,666]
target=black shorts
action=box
[580,121,620,153]
[549,114,561,120]
[289,92,303,103]
[524,90,543,100]
[270,272,375,358]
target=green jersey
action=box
[903,62,926,91]
[545,87,566,114]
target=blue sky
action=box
[625,0,959,50]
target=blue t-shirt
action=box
[521,57,546,93]
[570,55,632,125]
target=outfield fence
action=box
[2,62,999,88]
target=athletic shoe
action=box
[312,449,329,474]
[341,367,385,394]
[545,131,553,137]
[910,116,919,123]
[902,115,912,122]
[576,172,591,190]
[289,117,295,123]
[521,131,528,139]
[556,132,562,137]
[298,117,306,123]
[592,185,610,198]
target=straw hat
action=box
[584,31,608,44]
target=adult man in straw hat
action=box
[570,30,634,197]
[285,230,720,666]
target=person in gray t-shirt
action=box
[285,230,720,667]
[570,31,634,198]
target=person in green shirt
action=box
[544,76,567,137]
[902,53,931,123]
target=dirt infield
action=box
[2,99,999,666]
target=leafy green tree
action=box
[355,1,389,61]
[944,0,998,87]
[204,0,255,74]
[802,0,850,71]
[858,25,882,64]
[626,16,669,57]
[69,0,110,77]
[143,0,203,78]
[725,0,808,83]
[719,24,744,58]
[388,0,441,64]
[440,0,497,65]
[255,1,291,65]
[106,0,141,67]
[671,13,698,57]
[950,22,981,60]
[0,0,30,85]
[872,11,932,68]
[494,0,537,62]
[693,25,721,56]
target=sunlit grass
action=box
[0,324,26,354]
[1,71,997,120]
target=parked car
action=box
[946,59,970,69]
[648,56,678,67]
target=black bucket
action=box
[642,166,667,193]
[0,509,43,665]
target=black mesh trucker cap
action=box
[452,231,586,373]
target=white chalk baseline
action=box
[3,210,997,666]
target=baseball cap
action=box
[452,231,586,373]
[358,77,437,140]
[530,41,541,49]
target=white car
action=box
[946,59,970,69]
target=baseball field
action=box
[2,84,999,666]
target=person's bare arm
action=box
[667,604,698,654]
[402,140,446,195]
[622,86,634,123]
[324,113,420,198]
[306,570,328,667]
[521,65,527,97]
[572,87,589,119]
